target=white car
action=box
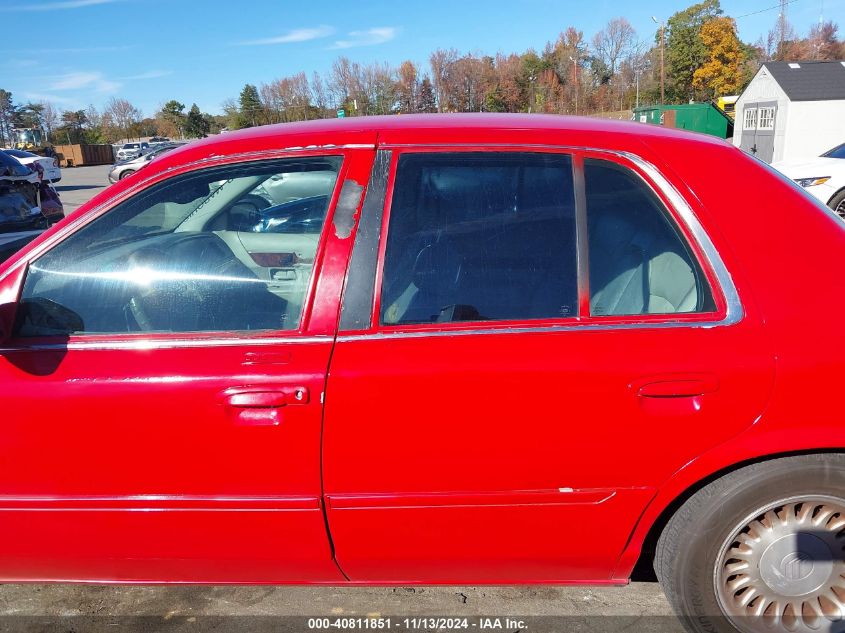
[4,149,61,182]
[115,142,150,161]
[772,142,845,218]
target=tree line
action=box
[1,0,843,147]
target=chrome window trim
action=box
[0,335,332,353]
[0,146,371,284]
[337,146,743,343]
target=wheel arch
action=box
[827,186,845,208]
[614,441,845,581]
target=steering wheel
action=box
[123,246,208,332]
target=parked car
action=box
[115,141,150,161]
[107,142,186,183]
[2,115,845,633]
[772,142,845,217]
[3,149,61,183]
[0,150,49,234]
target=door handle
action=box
[219,386,309,426]
[633,375,719,398]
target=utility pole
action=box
[569,56,578,115]
[778,0,789,59]
[652,16,665,105]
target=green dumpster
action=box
[632,102,734,139]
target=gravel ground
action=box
[10,163,682,632]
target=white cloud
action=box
[123,70,172,80]
[237,25,334,46]
[6,59,38,68]
[331,26,397,49]
[22,92,77,106]
[49,71,121,93]
[0,0,121,12]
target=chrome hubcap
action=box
[836,200,845,220]
[715,497,845,632]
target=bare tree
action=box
[104,97,141,141]
[311,71,329,115]
[40,101,59,144]
[429,48,459,112]
[592,18,637,78]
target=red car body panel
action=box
[0,114,841,584]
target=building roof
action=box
[762,60,845,101]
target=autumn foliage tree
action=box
[693,17,746,97]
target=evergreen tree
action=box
[418,78,436,113]
[184,103,210,138]
[238,84,263,128]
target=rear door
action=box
[323,146,773,583]
[0,148,374,581]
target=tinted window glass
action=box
[0,151,32,177]
[381,152,577,325]
[822,144,845,159]
[585,159,713,316]
[16,156,341,336]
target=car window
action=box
[822,143,845,159]
[15,156,342,336]
[0,151,32,177]
[585,158,714,316]
[380,152,577,325]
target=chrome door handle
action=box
[219,386,309,426]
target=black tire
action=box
[655,453,845,633]
[829,190,845,220]
[119,169,136,180]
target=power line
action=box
[734,0,800,20]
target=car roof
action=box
[139,114,735,184]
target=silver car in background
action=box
[108,143,186,183]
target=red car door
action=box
[323,147,774,583]
[0,148,374,582]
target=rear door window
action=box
[585,158,714,316]
[380,152,577,324]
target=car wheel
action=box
[829,190,845,220]
[655,453,845,633]
[119,169,136,180]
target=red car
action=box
[0,115,843,633]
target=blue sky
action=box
[1,0,841,116]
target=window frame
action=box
[743,107,758,131]
[6,149,353,348]
[757,107,775,131]
[349,145,730,337]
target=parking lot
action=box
[54,164,112,215]
[3,163,681,630]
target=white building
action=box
[732,60,845,163]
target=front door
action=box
[323,148,773,582]
[0,148,373,581]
